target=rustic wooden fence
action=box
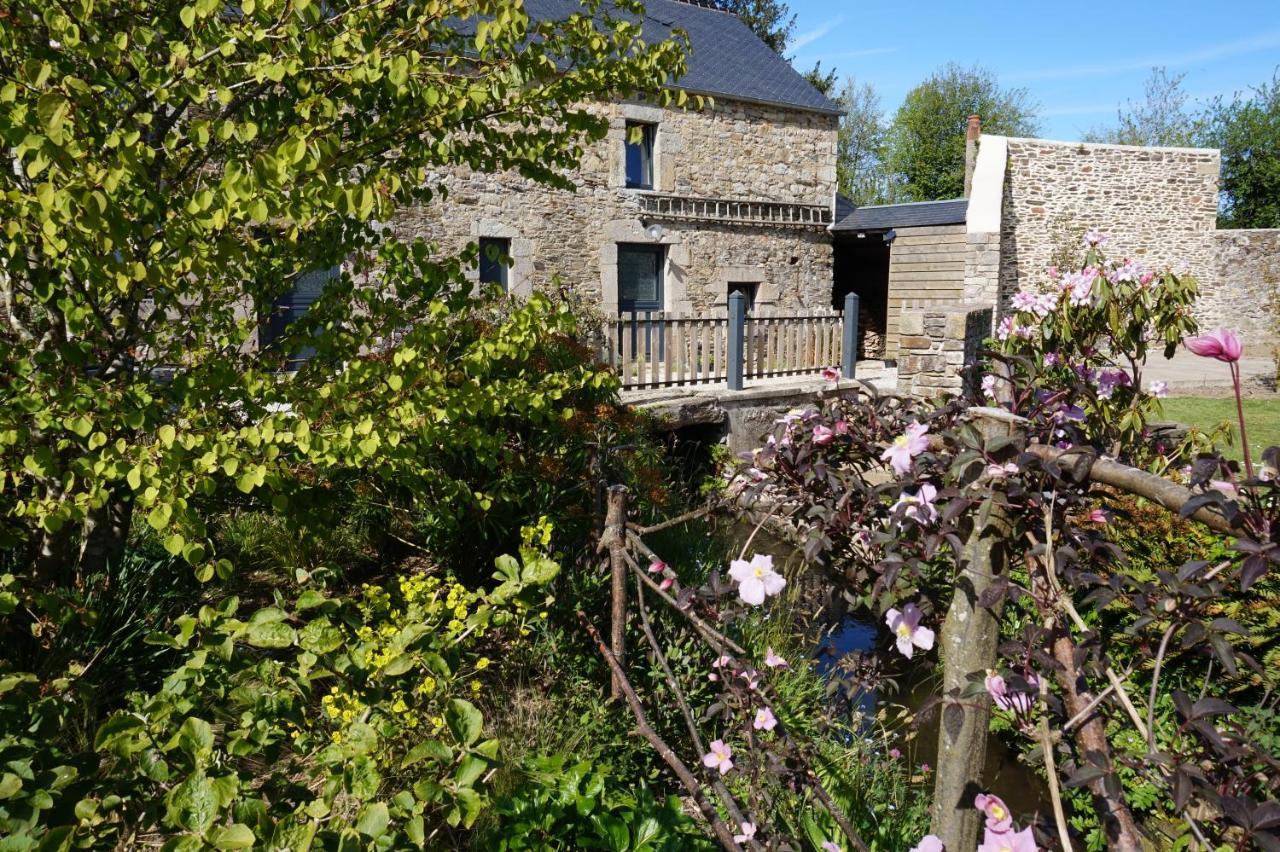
[604,292,860,391]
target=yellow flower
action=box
[470,680,482,693]
[475,657,490,671]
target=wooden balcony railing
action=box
[604,294,861,391]
[635,192,833,230]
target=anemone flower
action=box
[880,422,929,475]
[728,553,785,606]
[701,739,733,774]
[976,826,1036,852]
[1185,328,1242,363]
[910,836,945,852]
[753,707,777,731]
[885,603,935,659]
[733,822,756,844]
[764,647,788,669]
[974,793,1014,833]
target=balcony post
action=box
[727,291,746,391]
[842,292,859,380]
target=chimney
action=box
[964,114,981,197]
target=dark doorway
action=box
[832,232,889,361]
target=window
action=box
[727,281,759,314]
[260,265,339,369]
[617,244,664,313]
[624,122,655,190]
[478,237,510,291]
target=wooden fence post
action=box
[842,292,859,379]
[929,408,1024,850]
[727,291,745,391]
[604,485,630,700]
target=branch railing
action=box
[604,292,861,391]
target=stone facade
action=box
[1201,229,1280,341]
[995,136,1279,350]
[895,306,992,398]
[388,97,839,314]
[998,137,1220,310]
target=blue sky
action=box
[785,0,1280,141]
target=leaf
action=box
[244,608,294,648]
[445,699,483,746]
[1064,765,1106,788]
[401,739,452,770]
[355,802,389,839]
[166,772,219,834]
[210,824,255,849]
[179,5,196,28]
[177,717,214,760]
[454,754,487,787]
[1189,697,1237,720]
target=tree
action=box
[835,77,892,206]
[712,0,795,55]
[1084,67,1204,147]
[1204,71,1280,228]
[802,61,838,97]
[0,0,688,586]
[885,63,1040,201]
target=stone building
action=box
[832,123,1279,384]
[385,0,841,318]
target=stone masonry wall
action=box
[896,306,993,399]
[389,97,839,314]
[999,138,1220,315]
[1202,229,1280,346]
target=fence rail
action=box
[604,293,860,391]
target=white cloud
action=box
[790,15,847,51]
[1008,30,1280,82]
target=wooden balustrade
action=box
[605,299,856,391]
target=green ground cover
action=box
[1159,397,1280,461]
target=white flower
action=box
[728,553,785,606]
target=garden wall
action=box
[389,96,839,314]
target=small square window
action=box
[727,281,759,313]
[625,122,655,190]
[479,237,511,291]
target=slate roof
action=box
[521,0,842,115]
[832,198,969,232]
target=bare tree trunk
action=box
[31,482,75,589]
[600,485,629,700]
[79,491,134,577]
[929,409,1019,851]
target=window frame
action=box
[727,281,760,314]
[478,237,511,292]
[616,243,665,314]
[624,121,656,190]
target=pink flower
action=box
[892,482,938,526]
[920,762,931,772]
[975,793,1014,833]
[981,375,998,399]
[985,462,1019,479]
[885,603,935,659]
[702,739,733,774]
[834,419,850,435]
[1185,328,1243,363]
[764,647,788,669]
[1148,380,1168,398]
[1088,508,1109,524]
[996,316,1015,341]
[821,366,840,382]
[812,424,835,445]
[880,422,929,475]
[739,670,760,690]
[659,577,674,591]
[648,560,667,573]
[1010,290,1039,313]
[753,707,777,731]
[888,748,902,759]
[821,842,840,852]
[977,826,1036,852]
[1096,369,1131,400]
[1210,479,1238,497]
[910,836,945,852]
[1083,229,1109,248]
[1043,351,1060,368]
[734,822,756,844]
[709,654,732,681]
[728,553,786,606]
[985,671,1039,715]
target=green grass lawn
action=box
[1158,397,1280,461]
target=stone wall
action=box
[389,97,839,313]
[998,137,1220,311]
[896,306,992,399]
[1202,229,1280,346]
